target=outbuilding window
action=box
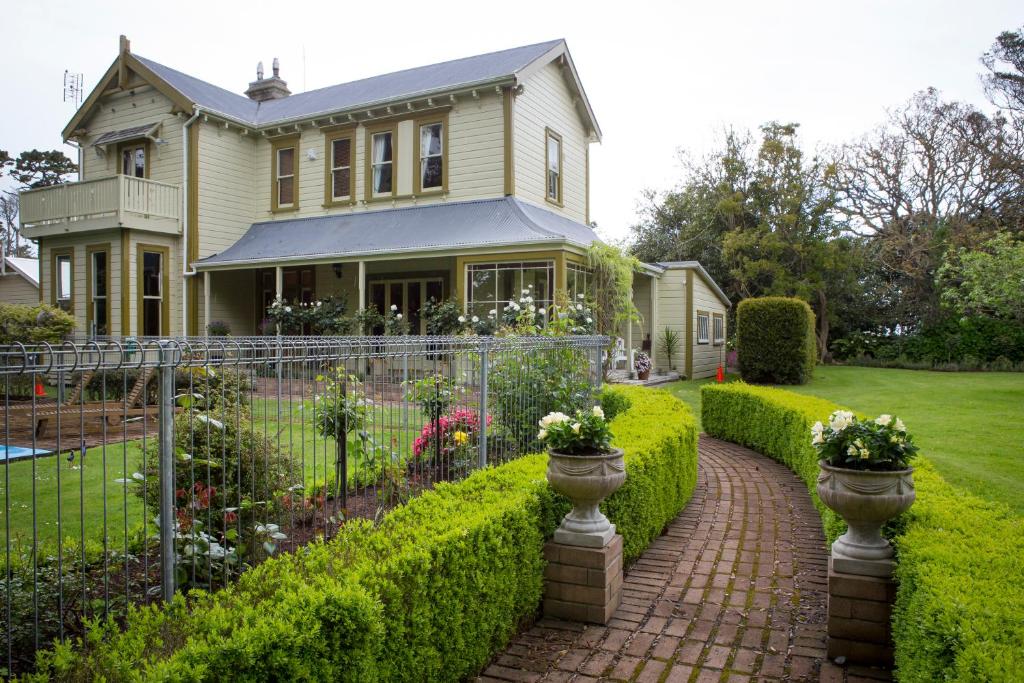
[696,311,710,345]
[713,313,725,345]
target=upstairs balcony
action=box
[20,175,181,239]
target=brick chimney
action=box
[245,58,291,102]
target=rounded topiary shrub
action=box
[736,296,816,384]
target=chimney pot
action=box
[245,57,290,101]
[273,57,280,78]
[257,61,264,80]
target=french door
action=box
[368,277,444,334]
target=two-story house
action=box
[20,36,730,378]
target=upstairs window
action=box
[370,130,394,196]
[271,136,299,211]
[119,142,147,178]
[325,130,354,204]
[696,311,710,345]
[417,120,444,192]
[545,129,562,205]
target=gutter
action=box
[181,107,201,334]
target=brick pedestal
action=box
[827,557,895,667]
[543,533,623,625]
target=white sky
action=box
[3,0,1021,244]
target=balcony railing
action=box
[19,175,181,238]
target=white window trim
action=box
[696,312,710,345]
[418,122,444,192]
[713,314,725,345]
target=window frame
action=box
[465,260,555,319]
[544,128,563,206]
[136,243,170,337]
[364,122,398,202]
[413,113,448,195]
[270,134,300,213]
[367,275,446,334]
[567,262,591,302]
[696,310,711,345]
[51,247,74,314]
[322,126,356,207]
[712,312,725,346]
[86,243,111,337]
[117,140,150,179]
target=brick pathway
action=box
[478,436,889,683]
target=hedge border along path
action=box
[701,382,1024,682]
[26,385,697,683]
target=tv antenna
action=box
[64,70,83,108]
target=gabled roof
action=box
[4,257,39,287]
[195,197,599,269]
[651,261,731,307]
[67,39,600,139]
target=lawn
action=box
[0,398,427,551]
[664,366,1024,514]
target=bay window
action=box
[466,261,554,318]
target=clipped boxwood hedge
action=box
[701,382,1024,682]
[29,385,697,682]
[736,296,817,384]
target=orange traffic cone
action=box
[34,376,46,397]
[716,365,725,383]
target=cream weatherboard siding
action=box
[656,269,688,373]
[0,273,39,306]
[38,230,123,336]
[79,84,183,186]
[690,274,728,379]
[197,121,256,258]
[206,269,256,336]
[249,90,505,221]
[512,61,589,224]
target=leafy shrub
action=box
[700,382,1024,681]
[488,344,592,456]
[736,296,816,384]
[598,386,632,421]
[30,386,698,682]
[0,303,75,345]
[206,320,231,336]
[421,297,463,335]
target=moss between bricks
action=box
[26,385,697,682]
[700,382,1024,682]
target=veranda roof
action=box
[195,197,599,269]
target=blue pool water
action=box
[1,445,52,462]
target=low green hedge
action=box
[29,385,697,682]
[701,382,1024,682]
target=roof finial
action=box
[119,34,130,55]
[257,61,264,80]
[273,57,280,78]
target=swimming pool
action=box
[0,445,53,462]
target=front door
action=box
[368,277,444,334]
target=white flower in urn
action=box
[537,428,548,440]
[539,412,571,428]
[829,410,854,433]
[810,421,825,445]
[895,418,906,433]
[875,414,892,427]
[592,405,604,419]
[571,422,582,434]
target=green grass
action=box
[1,399,427,551]
[665,366,1024,514]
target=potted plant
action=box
[634,352,652,380]
[812,411,918,575]
[658,328,680,371]
[539,406,625,548]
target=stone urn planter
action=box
[547,447,626,548]
[817,461,915,576]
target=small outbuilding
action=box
[0,257,40,307]
[626,261,731,380]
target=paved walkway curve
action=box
[478,435,881,683]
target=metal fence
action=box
[0,334,606,676]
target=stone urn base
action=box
[817,460,915,577]
[547,447,626,548]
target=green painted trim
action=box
[685,270,694,379]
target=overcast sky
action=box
[4,0,1021,244]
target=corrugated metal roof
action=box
[134,40,563,127]
[91,122,161,146]
[195,197,598,268]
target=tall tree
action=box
[6,150,78,189]
[982,27,1024,113]
[828,89,1024,328]
[0,192,26,257]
